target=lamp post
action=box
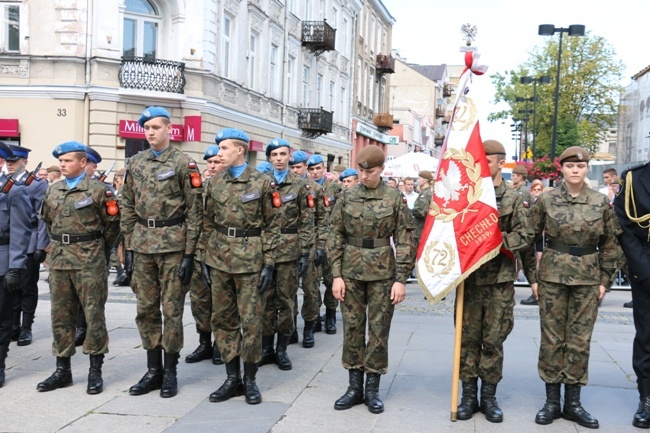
[511,120,522,160]
[516,97,534,162]
[520,75,550,160]
[538,24,585,161]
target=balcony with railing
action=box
[376,54,395,74]
[298,107,333,138]
[373,113,393,132]
[119,57,186,94]
[443,84,453,97]
[301,20,336,55]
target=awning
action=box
[0,119,19,137]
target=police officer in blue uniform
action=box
[6,145,49,346]
[0,142,32,387]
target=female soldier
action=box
[527,146,622,429]
[328,145,414,414]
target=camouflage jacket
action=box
[267,170,314,262]
[304,177,329,252]
[528,183,622,287]
[411,186,432,239]
[41,176,120,270]
[513,184,533,206]
[120,146,202,255]
[472,180,534,286]
[200,165,279,273]
[328,182,415,284]
[321,178,341,217]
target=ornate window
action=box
[1,4,20,52]
[123,0,160,59]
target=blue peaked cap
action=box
[215,128,249,144]
[289,151,308,166]
[339,168,358,181]
[138,106,171,127]
[52,141,87,158]
[265,138,290,157]
[0,141,14,160]
[204,145,220,160]
[6,145,30,161]
[86,147,102,164]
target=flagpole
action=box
[450,281,465,421]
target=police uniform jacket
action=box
[0,174,31,276]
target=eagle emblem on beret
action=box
[143,109,150,117]
[577,152,583,160]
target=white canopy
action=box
[381,152,439,178]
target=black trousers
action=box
[13,253,39,322]
[0,277,17,346]
[632,278,650,380]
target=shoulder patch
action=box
[522,200,530,208]
[189,161,197,170]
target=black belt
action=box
[137,215,185,229]
[547,240,597,256]
[215,225,262,238]
[346,237,391,249]
[0,237,9,246]
[51,231,102,244]
[280,227,298,234]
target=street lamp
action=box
[516,98,535,162]
[538,24,585,161]
[520,75,551,160]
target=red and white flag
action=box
[417,52,502,304]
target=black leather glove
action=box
[314,248,326,267]
[124,250,134,279]
[5,268,22,293]
[33,249,47,264]
[177,254,194,285]
[298,254,310,278]
[257,265,274,294]
[200,262,212,288]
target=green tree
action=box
[489,31,623,157]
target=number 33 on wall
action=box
[57,109,67,117]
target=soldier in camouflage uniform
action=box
[339,168,358,188]
[526,147,621,429]
[289,151,328,347]
[121,106,202,399]
[185,144,226,366]
[37,141,120,395]
[259,139,313,370]
[200,128,279,405]
[456,140,534,423]
[0,142,31,388]
[328,146,415,414]
[511,165,533,205]
[307,155,342,334]
[411,170,434,250]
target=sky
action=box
[381,0,650,158]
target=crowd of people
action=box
[1,106,650,429]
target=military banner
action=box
[417,52,502,304]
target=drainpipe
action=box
[82,0,93,145]
[280,4,289,140]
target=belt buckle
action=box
[62,234,70,244]
[227,227,237,238]
[362,239,373,248]
[147,218,156,228]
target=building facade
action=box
[617,65,650,164]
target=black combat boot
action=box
[275,334,292,371]
[0,344,8,388]
[209,357,244,402]
[212,342,223,365]
[457,378,479,420]
[302,320,316,348]
[325,308,337,334]
[634,379,650,428]
[335,369,365,410]
[364,373,384,414]
[258,335,276,366]
[87,354,104,395]
[289,316,299,344]
[37,357,73,392]
[112,264,130,286]
[563,384,599,429]
[74,311,87,347]
[535,383,561,424]
[479,381,504,423]
[243,362,262,404]
[129,349,163,396]
[160,352,179,398]
[314,315,322,333]
[185,331,212,363]
[17,313,34,346]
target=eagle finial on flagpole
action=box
[460,23,477,47]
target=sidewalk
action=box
[0,273,640,433]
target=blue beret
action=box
[52,141,87,158]
[339,168,358,181]
[86,147,102,164]
[215,128,249,144]
[0,141,14,160]
[203,145,220,160]
[256,161,273,173]
[290,150,308,166]
[6,145,30,161]
[265,138,291,157]
[138,106,171,127]
[307,154,325,167]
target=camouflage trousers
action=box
[48,268,109,357]
[132,251,188,354]
[263,260,298,337]
[210,268,263,364]
[299,259,322,321]
[340,277,395,374]
[188,257,211,333]
[538,281,599,385]
[459,280,515,384]
[322,257,338,310]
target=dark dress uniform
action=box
[614,161,650,428]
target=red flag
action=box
[417,52,502,304]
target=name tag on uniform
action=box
[282,193,297,203]
[242,191,260,203]
[157,169,175,181]
[349,197,363,203]
[73,197,93,209]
